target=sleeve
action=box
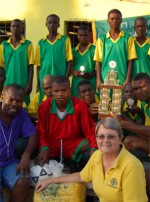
[79,101,97,149]
[93,38,103,62]
[37,102,49,148]
[28,93,39,114]
[80,151,96,182]
[20,110,36,137]
[122,163,148,202]
[0,44,5,67]
[27,42,34,64]
[127,36,137,60]
[148,47,150,56]
[65,37,73,61]
[34,44,40,66]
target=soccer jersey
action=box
[148,47,150,55]
[140,100,150,126]
[37,96,97,160]
[34,34,73,90]
[71,43,96,97]
[123,99,142,122]
[94,31,137,85]
[0,37,34,105]
[132,37,150,77]
[28,92,47,114]
[0,107,36,167]
[80,146,147,202]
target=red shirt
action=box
[37,97,97,158]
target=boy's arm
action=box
[94,38,103,91]
[25,42,34,95]
[65,37,73,77]
[34,44,41,92]
[111,112,150,139]
[96,61,102,91]
[123,59,133,87]
[25,64,34,95]
[36,66,40,92]
[66,60,73,78]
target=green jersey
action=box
[132,37,150,77]
[94,31,137,85]
[71,43,96,97]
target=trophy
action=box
[126,98,134,109]
[99,60,122,118]
[80,66,85,75]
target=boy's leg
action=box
[10,177,30,202]
[2,163,30,202]
[78,141,91,169]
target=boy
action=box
[37,76,97,170]
[0,19,34,106]
[132,17,150,77]
[94,9,137,90]
[28,74,53,122]
[78,80,99,122]
[71,25,96,97]
[34,14,73,93]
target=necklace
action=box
[0,122,12,161]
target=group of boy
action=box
[0,8,150,202]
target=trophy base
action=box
[101,84,122,89]
[98,112,112,119]
[98,112,121,119]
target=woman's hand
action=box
[35,178,52,193]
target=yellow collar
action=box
[106,30,124,38]
[7,36,25,44]
[43,33,61,41]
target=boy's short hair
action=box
[46,14,60,22]
[134,17,147,26]
[132,72,150,82]
[108,9,122,18]
[51,76,70,86]
[11,19,23,26]
[78,25,89,32]
[78,79,93,91]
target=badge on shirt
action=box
[110,178,118,187]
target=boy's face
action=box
[78,84,95,106]
[51,82,70,108]
[134,19,147,37]
[77,30,90,44]
[42,78,52,98]
[46,16,60,33]
[132,79,150,101]
[10,21,22,37]
[124,83,136,100]
[107,13,122,30]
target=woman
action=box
[35,117,148,202]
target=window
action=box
[0,19,26,44]
[65,21,93,48]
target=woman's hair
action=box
[95,117,123,138]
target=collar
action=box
[7,36,25,44]
[43,33,61,41]
[106,30,124,38]
[75,43,91,51]
[134,36,150,43]
[50,97,74,114]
